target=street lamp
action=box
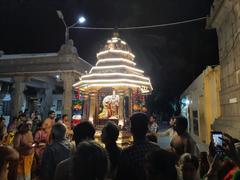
[56,10,86,43]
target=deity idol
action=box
[98,91,119,119]
[109,91,119,119]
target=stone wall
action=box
[207,0,240,138]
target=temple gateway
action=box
[73,33,152,127]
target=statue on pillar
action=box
[58,39,78,56]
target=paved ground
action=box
[158,136,171,149]
[157,122,171,149]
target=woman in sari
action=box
[34,121,49,175]
[13,121,34,180]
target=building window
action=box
[3,101,11,116]
[56,100,62,111]
[193,110,199,136]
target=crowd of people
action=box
[0,111,240,180]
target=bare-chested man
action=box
[41,110,56,141]
[158,116,176,138]
[62,114,73,140]
[0,145,19,180]
[170,116,198,157]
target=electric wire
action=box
[70,17,207,30]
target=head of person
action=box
[51,123,66,142]
[0,146,19,180]
[24,109,29,114]
[72,141,109,180]
[145,149,177,180]
[7,117,18,130]
[19,113,27,121]
[169,116,176,127]
[34,111,39,117]
[130,113,148,140]
[149,115,156,124]
[101,121,119,145]
[18,111,23,116]
[48,110,55,120]
[146,133,158,143]
[12,116,18,123]
[62,114,68,122]
[18,122,30,133]
[36,120,42,131]
[55,117,62,124]
[178,153,199,180]
[26,120,32,131]
[73,121,95,146]
[174,116,188,135]
[218,158,236,179]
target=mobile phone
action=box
[211,131,224,156]
[211,131,223,147]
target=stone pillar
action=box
[83,94,89,120]
[129,89,133,117]
[95,93,99,121]
[88,93,96,123]
[62,72,74,119]
[41,85,53,119]
[118,92,125,126]
[12,76,26,117]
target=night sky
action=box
[0,0,219,115]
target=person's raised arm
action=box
[157,128,171,137]
[220,133,240,167]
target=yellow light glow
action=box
[89,65,144,73]
[89,117,94,124]
[96,58,136,66]
[118,119,124,127]
[112,39,118,43]
[141,89,150,93]
[79,79,151,85]
[80,73,150,81]
[121,41,126,45]
[80,83,152,94]
[97,49,135,58]
[86,83,140,88]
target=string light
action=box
[81,83,151,94]
[80,73,150,81]
[85,83,140,88]
[96,58,136,66]
[97,49,135,58]
[111,39,118,43]
[121,41,126,45]
[78,79,151,85]
[89,65,144,73]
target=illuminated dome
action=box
[74,33,153,94]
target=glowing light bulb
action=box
[78,16,86,24]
